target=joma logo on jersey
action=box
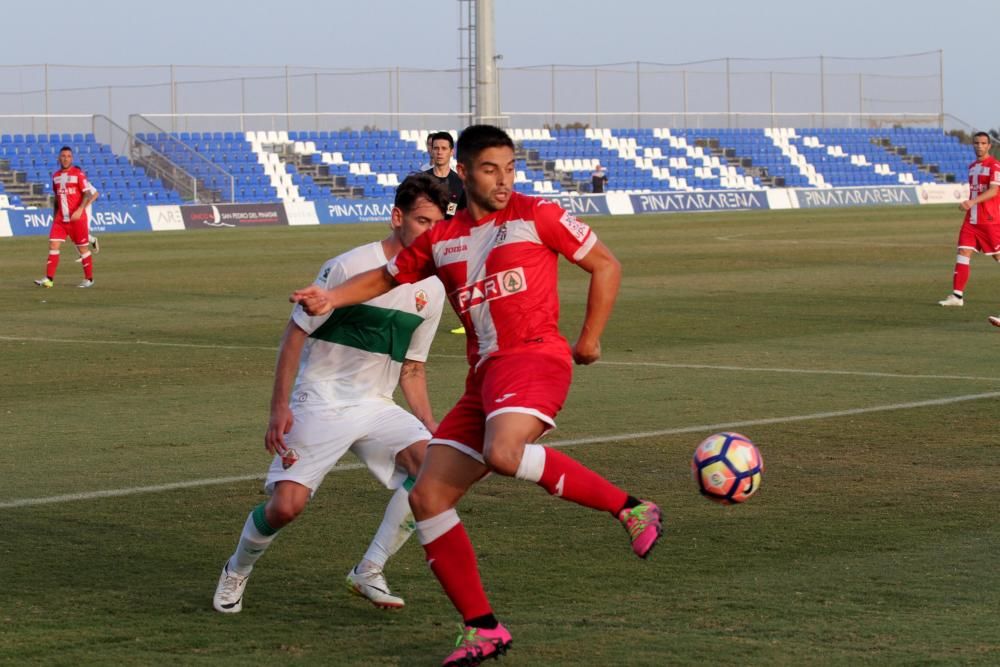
[443,243,468,256]
[454,267,526,313]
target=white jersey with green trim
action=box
[290,241,445,409]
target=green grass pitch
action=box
[1,205,999,665]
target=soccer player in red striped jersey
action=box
[292,125,662,666]
[938,132,1000,307]
[34,146,99,288]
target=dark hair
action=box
[58,145,73,154]
[974,131,992,143]
[428,131,454,149]
[394,172,450,215]
[456,125,514,168]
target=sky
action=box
[0,0,991,131]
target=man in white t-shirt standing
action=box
[213,173,450,614]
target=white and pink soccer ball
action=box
[692,432,764,504]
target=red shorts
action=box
[431,352,573,462]
[49,217,89,246]
[957,221,1000,255]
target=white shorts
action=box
[264,401,430,495]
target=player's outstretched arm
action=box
[265,320,308,456]
[290,266,397,316]
[572,240,622,365]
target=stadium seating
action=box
[530,127,948,193]
[0,133,183,206]
[0,127,971,209]
[136,132,281,203]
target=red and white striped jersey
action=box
[965,156,1000,225]
[388,191,598,368]
[52,166,97,224]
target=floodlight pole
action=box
[475,0,499,125]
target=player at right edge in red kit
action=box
[939,131,1000,310]
[291,125,662,666]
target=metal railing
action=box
[128,114,235,202]
[137,110,947,133]
[91,114,203,203]
[0,113,93,136]
[499,111,946,130]
[0,52,945,133]
[141,111,476,134]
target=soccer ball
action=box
[691,432,763,504]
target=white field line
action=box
[0,335,278,352]
[713,234,938,247]
[2,335,997,383]
[0,465,360,509]
[4,390,1000,510]
[598,360,1000,383]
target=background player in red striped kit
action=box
[938,132,1000,307]
[34,146,99,288]
[292,125,662,666]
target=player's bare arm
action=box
[399,359,437,433]
[291,265,397,316]
[265,320,309,455]
[572,240,622,365]
[71,191,98,221]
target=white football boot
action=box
[989,315,1000,328]
[938,294,964,307]
[213,563,250,613]
[345,566,404,609]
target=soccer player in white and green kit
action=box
[213,174,450,613]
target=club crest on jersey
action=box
[559,211,590,242]
[494,224,508,246]
[453,267,526,313]
[415,289,428,312]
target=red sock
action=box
[423,523,492,622]
[538,446,628,514]
[45,250,60,279]
[80,252,93,280]
[953,261,970,293]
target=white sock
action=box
[360,485,415,571]
[514,443,546,482]
[415,508,460,546]
[228,510,278,576]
